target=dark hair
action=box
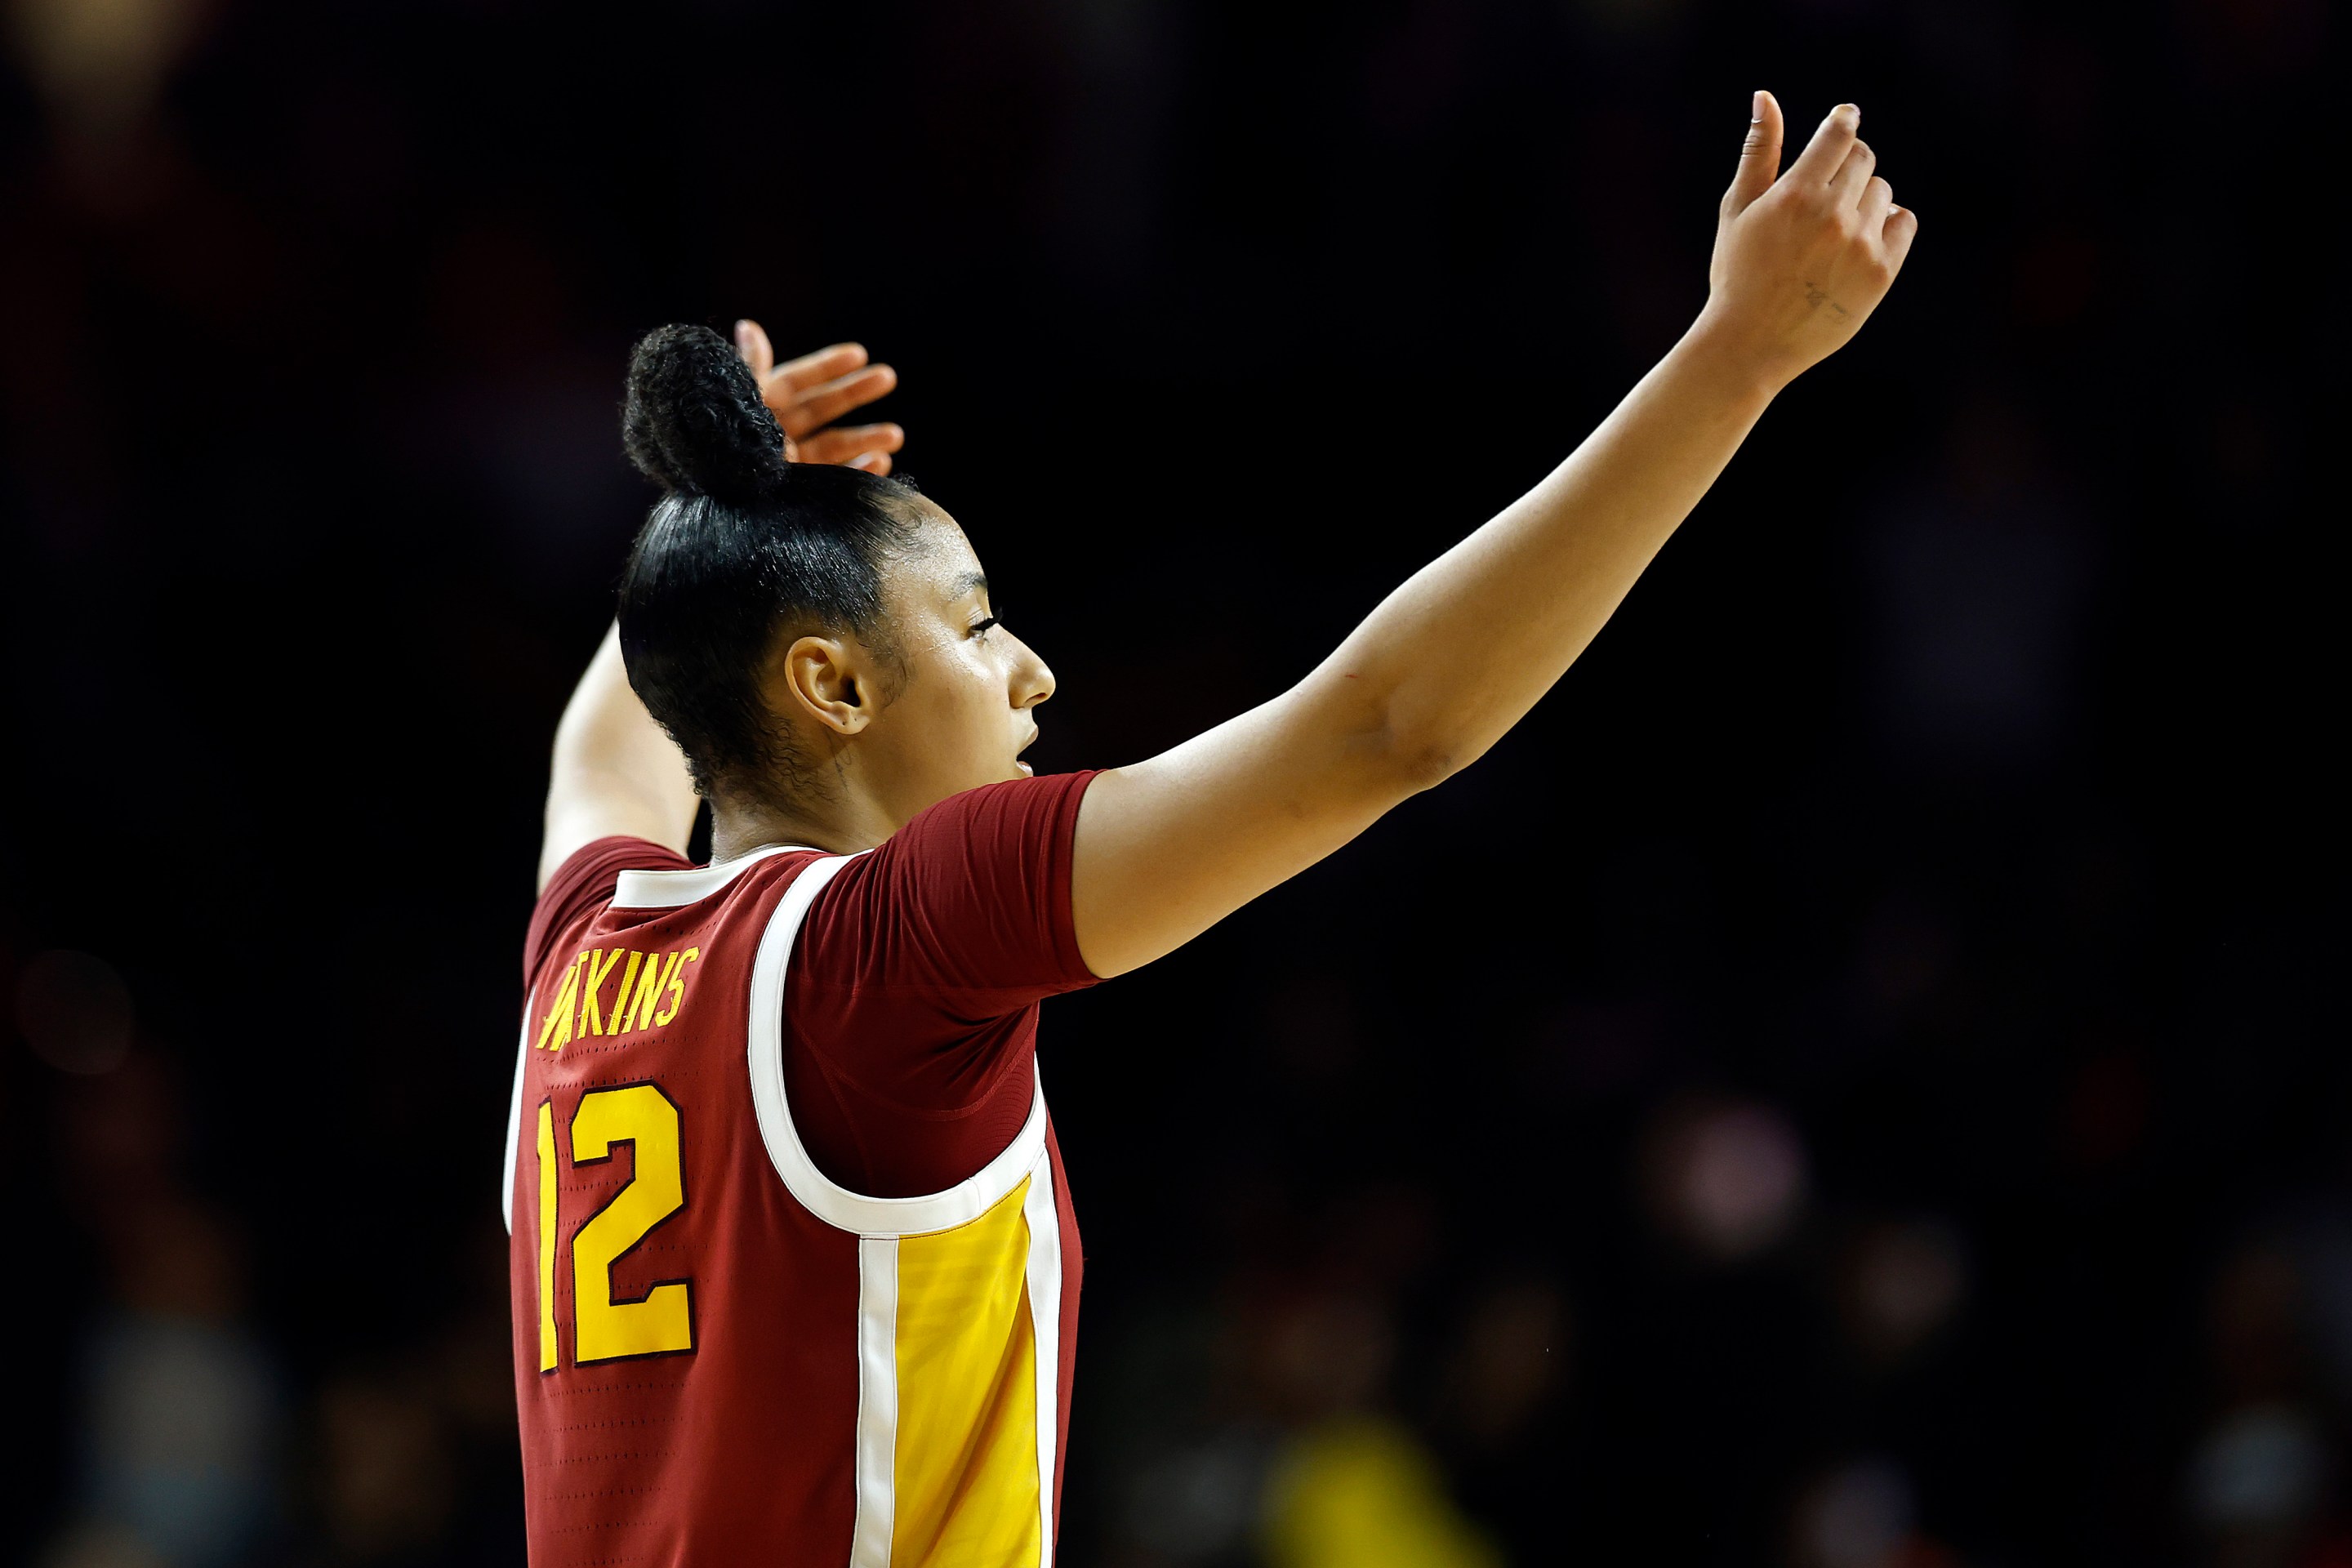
[616,323,919,805]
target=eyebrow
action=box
[949,569,989,600]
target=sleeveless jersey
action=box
[501,846,1078,1567]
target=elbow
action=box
[1377,717,1480,795]
[1306,668,1479,800]
[1393,740,1464,795]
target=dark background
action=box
[2,0,2341,1564]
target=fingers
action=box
[1829,139,1877,206]
[795,423,906,468]
[1787,102,1860,186]
[734,319,774,379]
[772,363,898,437]
[766,341,869,397]
[1722,89,1784,216]
[1857,175,1894,234]
[1882,205,1920,271]
[720,329,906,468]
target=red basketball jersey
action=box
[503,847,1079,1567]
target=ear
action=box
[777,634,878,738]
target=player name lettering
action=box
[535,946,701,1052]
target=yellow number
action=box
[568,1084,693,1363]
[536,1100,558,1372]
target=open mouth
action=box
[1016,727,1039,777]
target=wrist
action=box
[1677,308,1798,406]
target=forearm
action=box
[1073,328,1778,974]
[537,622,700,889]
[1328,323,1776,784]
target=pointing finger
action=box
[1829,139,1877,206]
[1788,102,1861,186]
[1723,89,1784,216]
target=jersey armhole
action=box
[746,853,1051,1239]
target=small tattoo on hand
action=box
[1804,283,1851,320]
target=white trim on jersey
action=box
[611,842,817,908]
[851,1236,901,1568]
[500,990,533,1236]
[1022,1160,1063,1567]
[745,853,1051,1238]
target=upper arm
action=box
[538,624,702,892]
[1068,671,1435,978]
[541,764,696,893]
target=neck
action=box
[708,791,898,863]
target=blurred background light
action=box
[1839,1218,1967,1365]
[1646,1099,1810,1262]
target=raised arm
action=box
[539,622,702,888]
[1071,95,1916,976]
[536,329,906,889]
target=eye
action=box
[969,613,1001,639]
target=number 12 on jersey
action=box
[534,1083,693,1370]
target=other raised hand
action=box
[732,319,906,474]
[1700,93,1918,390]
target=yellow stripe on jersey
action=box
[890,1176,1043,1567]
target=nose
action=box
[1010,633,1054,710]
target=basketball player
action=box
[506,94,1913,1566]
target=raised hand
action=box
[1701,93,1918,390]
[733,319,906,474]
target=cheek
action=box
[906,648,1002,757]
[955,653,1013,742]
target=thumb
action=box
[1723,90,1783,215]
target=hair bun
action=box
[621,324,789,505]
